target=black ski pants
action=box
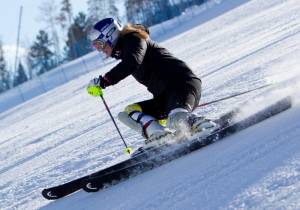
[136,78,201,119]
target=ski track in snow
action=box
[1,0,300,209]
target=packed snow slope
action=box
[1,0,300,209]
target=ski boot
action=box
[129,125,174,157]
[187,113,220,138]
[118,111,174,152]
[167,108,220,139]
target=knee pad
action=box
[125,103,166,126]
[124,104,142,114]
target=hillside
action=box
[1,0,300,209]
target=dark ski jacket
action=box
[105,25,201,97]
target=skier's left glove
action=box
[87,75,110,97]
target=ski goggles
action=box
[92,39,106,52]
[89,28,107,51]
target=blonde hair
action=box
[120,24,149,40]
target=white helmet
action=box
[89,17,123,49]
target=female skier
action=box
[87,18,217,144]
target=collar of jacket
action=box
[111,31,149,59]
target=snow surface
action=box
[1,0,300,209]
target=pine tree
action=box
[0,40,10,93]
[126,0,180,26]
[65,12,92,60]
[27,30,55,75]
[126,0,149,25]
[13,62,28,87]
[87,0,119,24]
[152,0,173,24]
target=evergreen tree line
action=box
[0,0,207,94]
[127,0,206,26]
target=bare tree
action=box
[56,0,77,60]
[57,0,73,29]
[108,0,119,18]
[38,0,61,63]
[87,0,115,24]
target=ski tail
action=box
[41,176,88,200]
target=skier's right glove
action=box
[87,75,110,97]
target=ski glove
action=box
[87,75,110,97]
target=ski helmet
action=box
[89,17,123,51]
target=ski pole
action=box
[198,83,271,107]
[99,94,133,154]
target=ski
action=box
[82,96,292,192]
[41,96,291,200]
[41,106,236,200]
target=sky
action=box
[0,0,126,70]
[0,0,88,46]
